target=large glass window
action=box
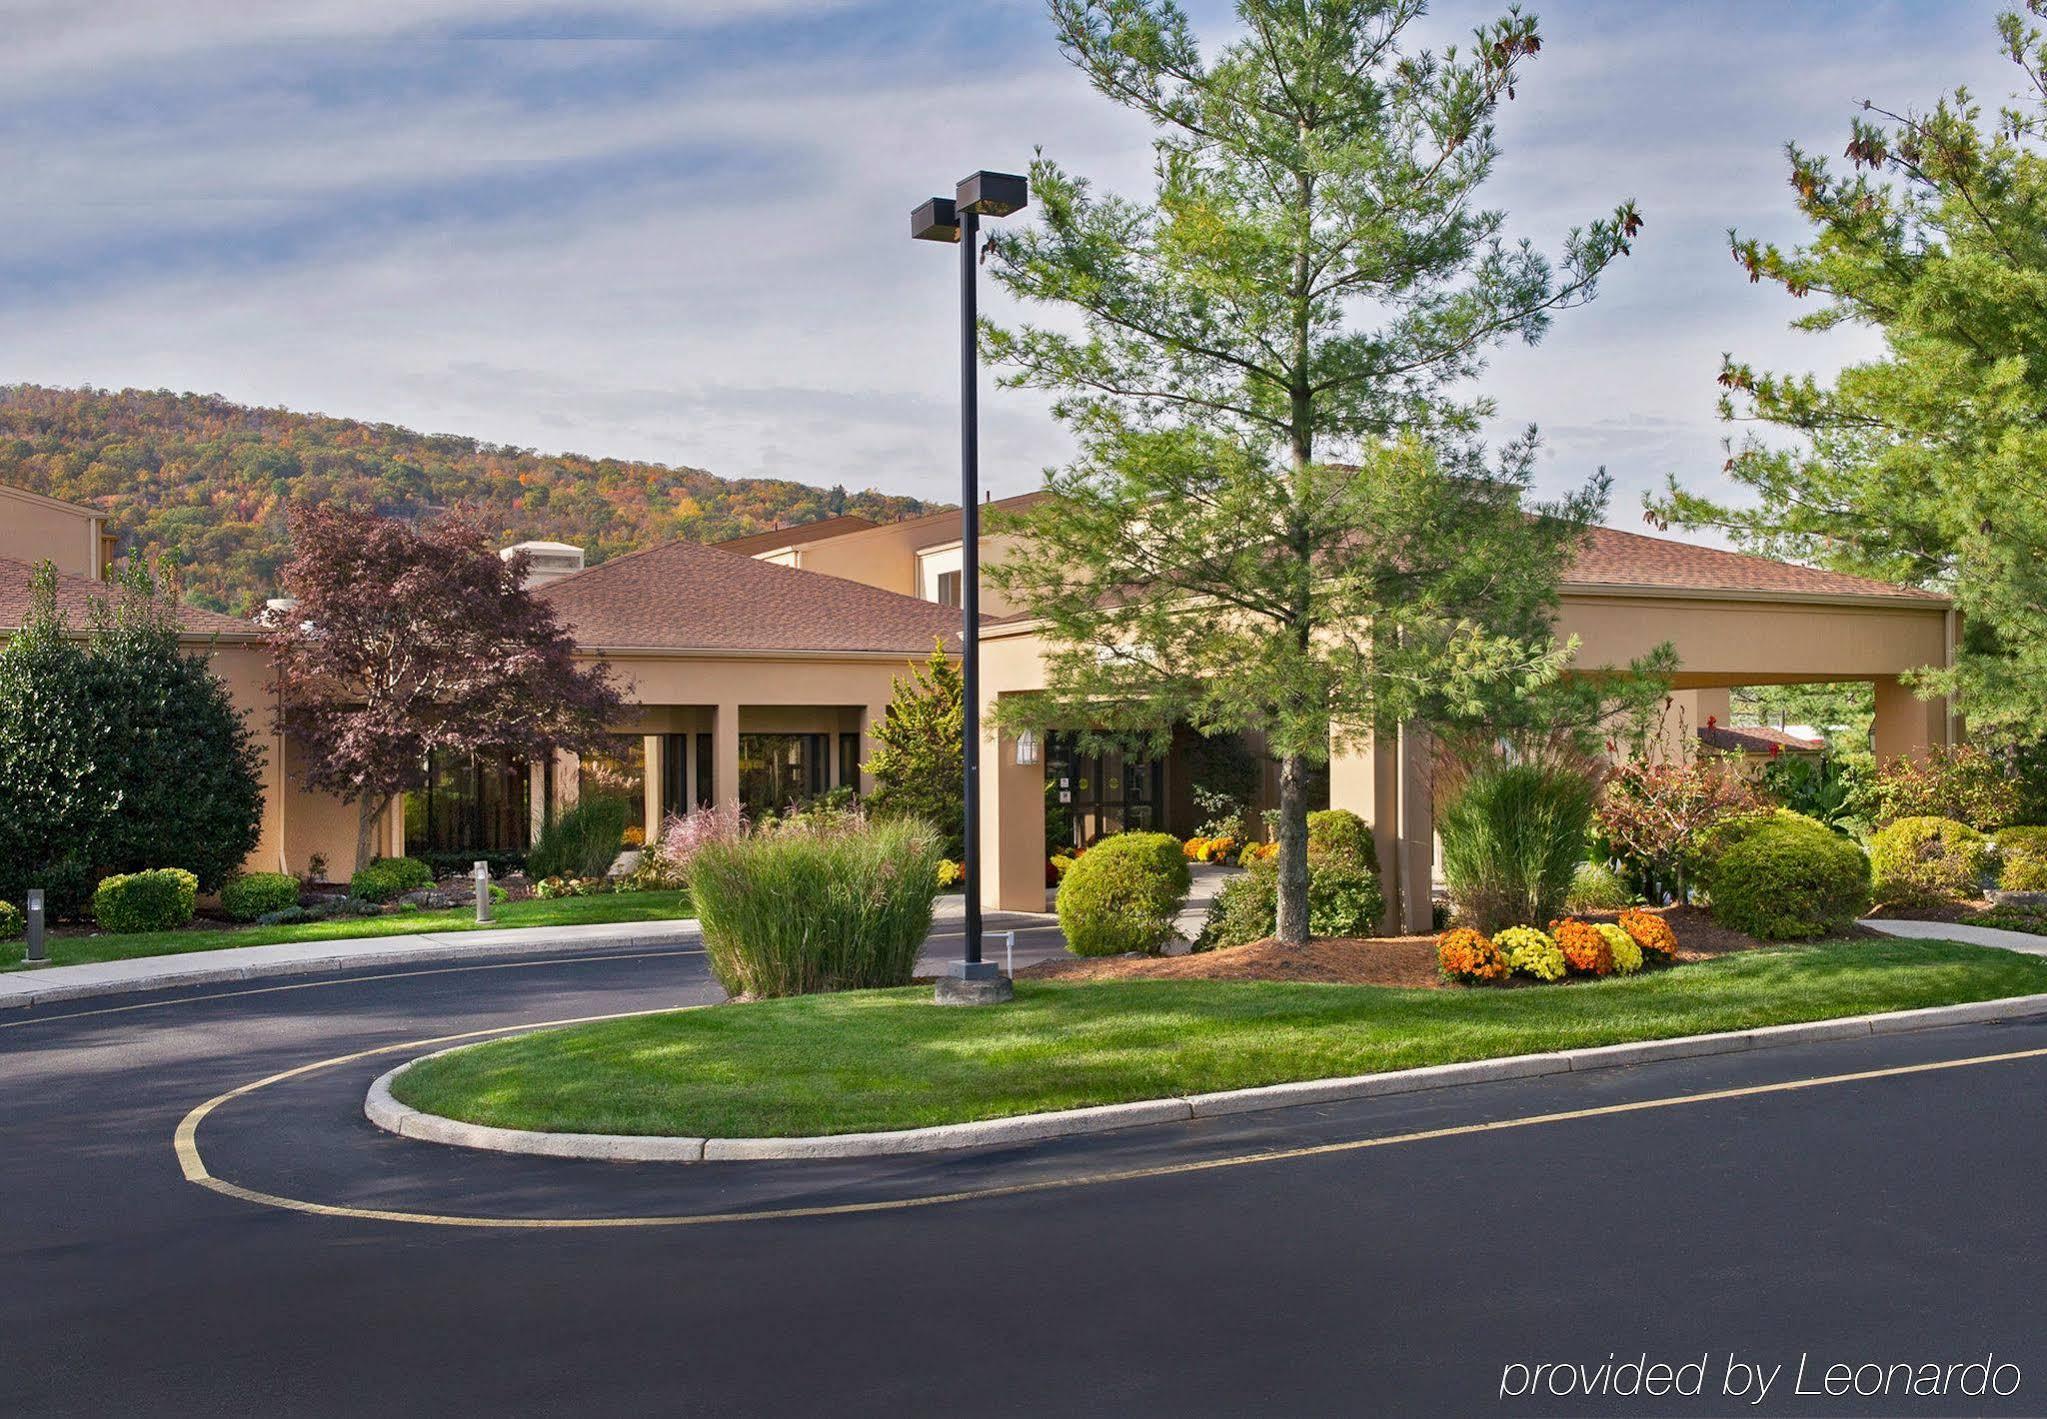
[739,733,828,815]
[404,751,532,854]
[578,734,646,827]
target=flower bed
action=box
[1437,911,1675,987]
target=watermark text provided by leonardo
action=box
[1497,1352,2021,1405]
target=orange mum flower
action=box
[1618,908,1679,962]
[1437,927,1510,985]
[1550,918,1615,976]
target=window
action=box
[935,569,962,608]
[578,734,646,827]
[739,733,828,815]
[695,733,714,809]
[839,732,861,790]
[403,751,532,853]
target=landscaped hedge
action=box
[1058,831,1191,957]
[220,872,303,922]
[1192,814,1385,951]
[349,856,435,904]
[1868,816,1990,907]
[92,869,198,933]
[1705,817,1871,940]
[1995,826,2047,892]
[0,900,22,941]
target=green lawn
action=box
[2,890,693,970]
[390,937,2047,1138]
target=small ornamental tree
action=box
[984,0,1645,943]
[270,507,625,869]
[0,561,264,916]
[864,641,965,859]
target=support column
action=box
[1328,732,1401,935]
[1398,722,1435,935]
[642,733,664,841]
[1872,676,1950,763]
[980,707,1047,914]
[715,703,742,815]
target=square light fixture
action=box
[910,196,961,242]
[954,170,1028,218]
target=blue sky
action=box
[0,0,2006,524]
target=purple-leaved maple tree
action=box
[269,506,625,870]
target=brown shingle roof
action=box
[1568,525,1944,602]
[538,539,965,653]
[713,515,879,555]
[1700,723,1825,754]
[0,556,252,637]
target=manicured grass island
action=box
[390,937,2047,1139]
[2,890,693,971]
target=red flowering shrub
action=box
[1618,908,1679,962]
[1550,917,1615,976]
[1436,927,1510,985]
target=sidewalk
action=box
[0,919,705,1009]
[1861,917,2047,957]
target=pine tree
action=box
[864,643,966,860]
[984,0,1642,941]
[1652,6,2047,737]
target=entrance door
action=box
[1047,734,1165,848]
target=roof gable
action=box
[538,539,964,654]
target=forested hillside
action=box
[0,385,930,614]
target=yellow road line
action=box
[0,948,707,1030]
[174,1024,2047,1231]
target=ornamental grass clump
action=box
[1617,908,1679,962]
[1436,927,1509,984]
[1550,918,1615,976]
[1596,923,1643,973]
[527,794,633,881]
[1495,925,1566,982]
[689,817,943,998]
[1440,761,1597,933]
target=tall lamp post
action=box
[913,169,1027,1006]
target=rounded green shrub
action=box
[1306,809,1372,867]
[1868,816,1991,907]
[220,872,301,922]
[1193,870,1276,951]
[1565,860,1630,913]
[349,856,434,904]
[1995,826,2047,892]
[92,868,198,933]
[1707,819,1871,939]
[1306,855,1385,937]
[1058,832,1191,957]
[0,899,22,940]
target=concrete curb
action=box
[365,989,2047,1164]
[0,922,704,1008]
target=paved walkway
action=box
[0,919,709,1008]
[1860,916,2047,956]
[1,901,1073,1009]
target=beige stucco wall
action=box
[0,486,104,578]
[754,510,1030,619]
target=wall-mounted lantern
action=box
[1015,729,1040,767]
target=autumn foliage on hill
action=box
[0,384,929,614]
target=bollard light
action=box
[25,888,45,964]
[473,861,493,925]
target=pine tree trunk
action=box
[354,794,388,874]
[1274,754,1311,946]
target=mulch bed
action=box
[1015,905,1839,989]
